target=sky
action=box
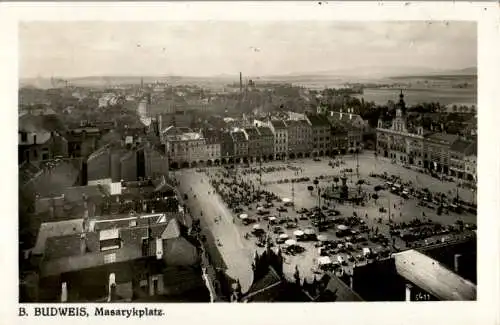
[19,21,476,79]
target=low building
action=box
[65,126,101,158]
[28,211,206,302]
[341,238,476,301]
[19,114,69,164]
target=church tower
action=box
[397,89,406,117]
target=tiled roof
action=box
[317,274,363,301]
[307,114,331,127]
[257,126,274,137]
[244,127,260,140]
[41,231,198,277]
[271,120,287,129]
[450,139,473,154]
[329,111,363,123]
[425,133,459,144]
[19,113,67,135]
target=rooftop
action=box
[307,114,331,127]
[450,139,477,156]
[231,130,248,142]
[394,249,476,300]
[270,120,287,129]
[202,129,222,144]
[425,132,459,144]
[244,127,260,140]
[257,126,274,137]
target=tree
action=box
[313,179,319,186]
[333,177,339,188]
[372,193,379,203]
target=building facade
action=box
[306,114,331,157]
[256,126,275,160]
[221,131,235,162]
[202,129,222,165]
[165,132,206,169]
[244,127,263,162]
[423,133,459,175]
[231,130,248,163]
[376,92,426,167]
[269,120,288,160]
[287,120,312,159]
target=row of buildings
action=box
[376,92,477,181]
[161,111,364,169]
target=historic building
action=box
[286,119,312,159]
[164,130,206,169]
[330,123,349,155]
[449,138,477,181]
[231,129,248,163]
[423,133,459,175]
[376,91,426,167]
[244,127,263,162]
[220,130,235,163]
[256,126,275,161]
[202,128,222,166]
[306,113,332,157]
[269,120,288,160]
[19,113,69,164]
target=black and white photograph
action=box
[3,2,500,324]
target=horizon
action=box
[20,21,476,80]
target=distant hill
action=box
[389,67,477,80]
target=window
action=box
[104,253,116,264]
[21,132,27,142]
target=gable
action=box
[160,218,181,239]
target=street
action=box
[176,169,254,292]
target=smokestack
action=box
[239,72,243,93]
[454,254,462,273]
[61,282,68,302]
[107,273,116,302]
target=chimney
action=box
[61,282,68,302]
[156,238,163,260]
[107,273,116,302]
[80,233,87,254]
[454,254,462,273]
[349,275,354,290]
[340,109,343,120]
